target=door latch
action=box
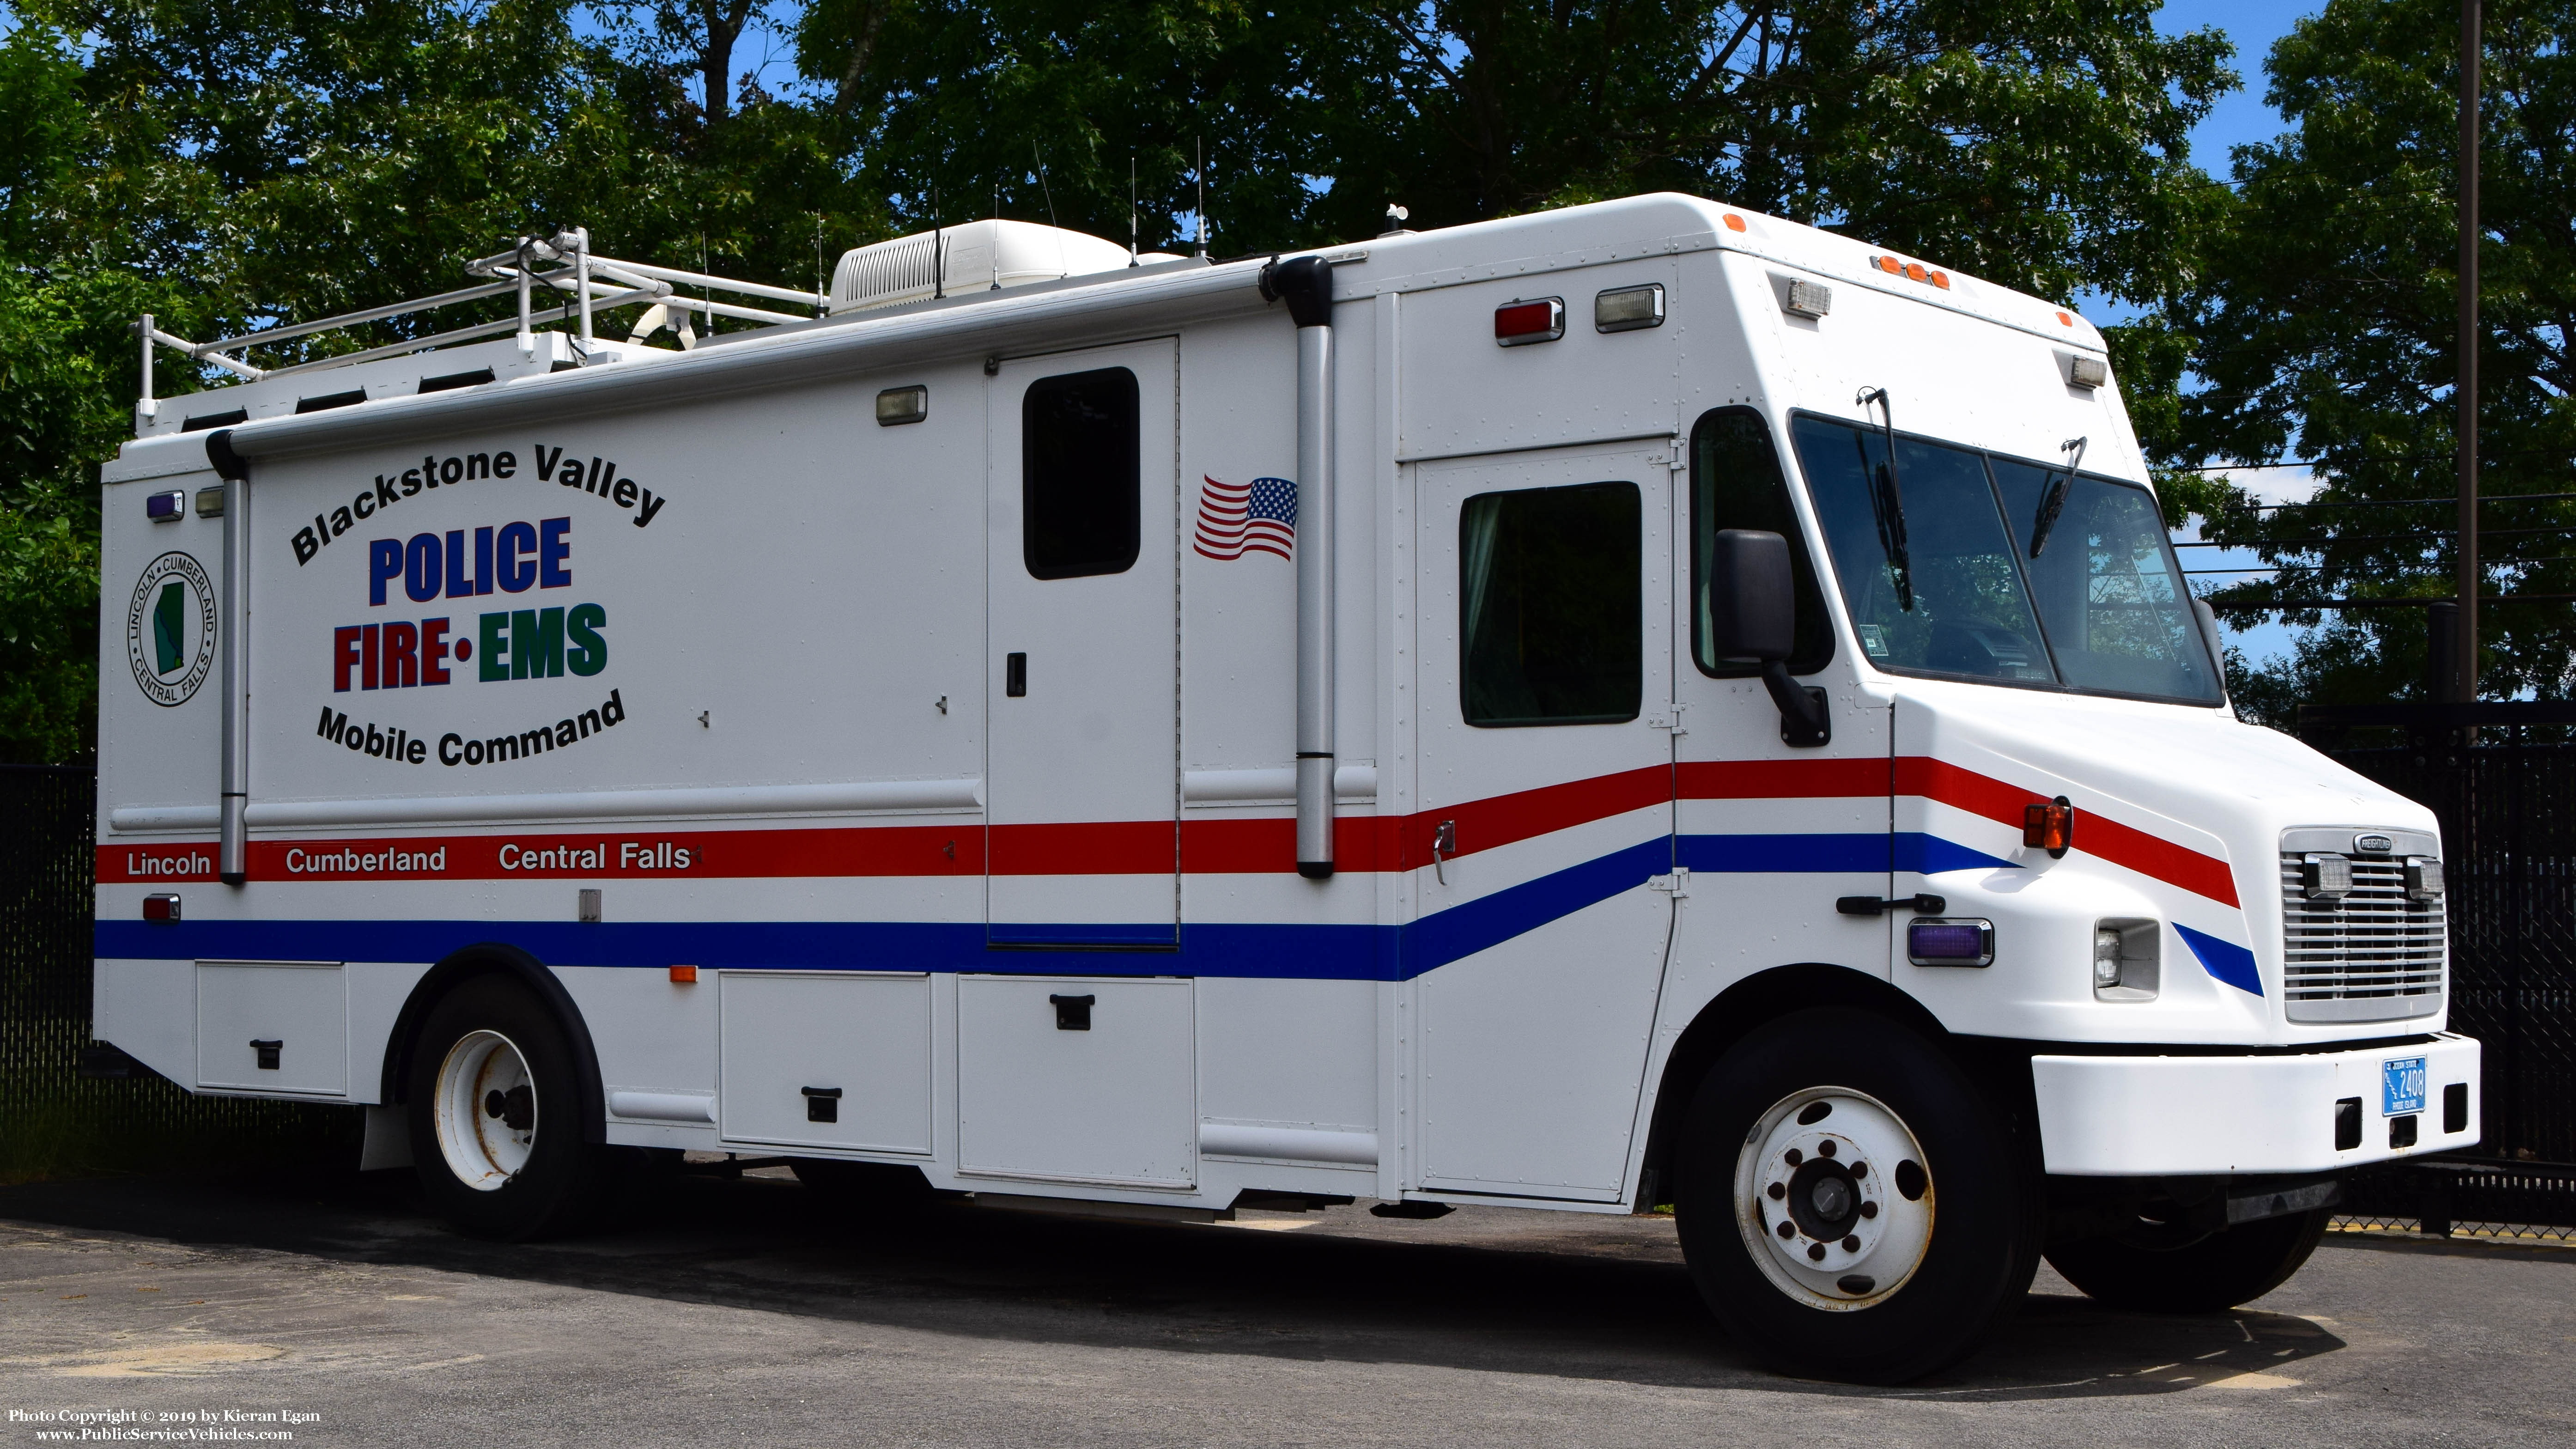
[802,1085,842,1123]
[249,1039,282,1071]
[1431,820,1457,884]
[1050,993,1095,1030]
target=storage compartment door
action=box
[957,975,1195,1188]
[195,961,347,1096]
[717,972,934,1154]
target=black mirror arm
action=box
[1759,659,1832,748]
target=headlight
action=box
[2094,919,2160,1000]
[2406,857,2445,900]
[2303,853,2353,900]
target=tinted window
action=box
[1990,461,2221,702]
[1460,481,1641,727]
[1691,408,1833,677]
[1022,367,1139,579]
[1793,416,2056,685]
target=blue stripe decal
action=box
[1895,833,2018,875]
[1682,832,1884,873]
[93,831,2003,981]
[2175,922,2263,997]
[1677,832,2012,876]
[1409,838,1672,973]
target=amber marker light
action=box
[669,964,699,984]
[2023,798,2074,858]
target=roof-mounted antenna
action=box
[1033,140,1057,230]
[1128,156,1139,267]
[1195,136,1209,260]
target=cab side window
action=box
[1022,367,1139,579]
[1460,481,1641,726]
[1692,408,1834,676]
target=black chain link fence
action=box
[2302,704,2576,1242]
[1,764,356,1183]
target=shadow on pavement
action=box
[0,1164,2346,1398]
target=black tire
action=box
[2046,1206,2330,1313]
[1673,1008,2042,1384]
[405,974,612,1241]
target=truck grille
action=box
[2278,845,2445,1023]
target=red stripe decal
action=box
[92,758,2236,905]
[1895,757,2239,907]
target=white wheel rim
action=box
[434,1029,537,1192]
[1733,1085,1933,1311]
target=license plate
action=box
[2383,1056,2427,1116]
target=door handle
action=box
[1005,652,1027,697]
[1050,993,1094,1030]
[1431,820,1456,885]
[249,1039,282,1070]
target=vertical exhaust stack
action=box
[1260,256,1337,879]
[205,430,251,885]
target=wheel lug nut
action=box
[1842,1235,1861,1252]
[1767,1182,1786,1200]
[1783,1148,1802,1166]
[1776,1220,1795,1240]
[1859,1202,1879,1219]
[1806,1242,1827,1262]
[1850,1161,1867,1179]
[1817,1139,1837,1158]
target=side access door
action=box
[1410,442,1677,1203]
[984,341,1181,945]
[963,341,1197,1194]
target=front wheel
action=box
[2045,1207,2330,1313]
[405,974,611,1241]
[1673,1008,2041,1384]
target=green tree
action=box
[2178,0,2576,705]
[0,2,875,760]
[801,0,2236,310]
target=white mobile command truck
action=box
[93,193,2477,1381]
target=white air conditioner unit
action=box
[830,219,1141,314]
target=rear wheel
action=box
[2046,1207,2330,1313]
[406,975,610,1241]
[1674,1008,2041,1384]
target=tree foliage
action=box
[2177,0,2576,704]
[1,0,2235,761]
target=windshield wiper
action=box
[1855,387,1913,611]
[2028,436,2088,559]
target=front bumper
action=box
[2031,1033,2480,1176]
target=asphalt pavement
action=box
[0,1162,2566,1447]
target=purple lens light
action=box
[1907,919,1993,967]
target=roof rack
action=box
[135,227,826,423]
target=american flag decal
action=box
[1193,475,1296,560]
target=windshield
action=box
[1791,416,2221,705]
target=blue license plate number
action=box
[2383,1056,2427,1116]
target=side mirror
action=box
[1705,529,1796,663]
[1706,528,1830,748]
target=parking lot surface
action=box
[0,1164,2567,1447]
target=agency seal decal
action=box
[127,550,218,706]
